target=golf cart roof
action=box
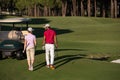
[0,17,31,24]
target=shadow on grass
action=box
[54,54,86,69]
[0,26,73,38]
[29,18,50,24]
[34,48,86,71]
[34,48,110,71]
[33,54,86,71]
[35,50,45,55]
[33,61,46,71]
[55,48,86,52]
[0,17,73,38]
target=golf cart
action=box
[0,17,30,60]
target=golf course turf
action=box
[0,17,120,80]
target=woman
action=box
[23,27,36,71]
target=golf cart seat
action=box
[0,30,24,41]
[21,30,29,36]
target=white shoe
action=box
[28,67,31,71]
[28,66,33,71]
[30,66,33,71]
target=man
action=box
[23,27,36,71]
[42,24,58,70]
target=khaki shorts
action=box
[26,48,35,61]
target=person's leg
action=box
[45,44,50,66]
[50,44,55,65]
[30,48,35,71]
[26,49,31,70]
[49,44,55,69]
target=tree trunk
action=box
[28,7,32,16]
[76,0,79,16]
[94,0,97,17]
[87,0,91,17]
[48,7,51,16]
[119,4,120,17]
[52,10,55,16]
[62,0,67,17]
[44,6,48,16]
[111,0,114,18]
[80,0,84,16]
[72,0,77,16]
[102,1,105,17]
[37,7,39,17]
[34,4,37,17]
[114,0,117,18]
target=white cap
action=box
[28,27,33,32]
[44,24,50,28]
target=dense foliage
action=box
[0,0,120,18]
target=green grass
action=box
[0,17,120,80]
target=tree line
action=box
[0,0,120,18]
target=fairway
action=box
[0,17,120,80]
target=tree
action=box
[87,0,91,17]
[114,0,117,18]
[80,0,84,16]
[38,0,55,16]
[94,0,97,17]
[0,0,120,18]
[61,0,68,17]
[0,0,11,12]
[72,0,77,16]
[16,0,27,15]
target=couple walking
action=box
[23,24,58,71]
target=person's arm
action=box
[23,39,27,53]
[34,37,36,46]
[42,35,46,46]
[54,35,58,48]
